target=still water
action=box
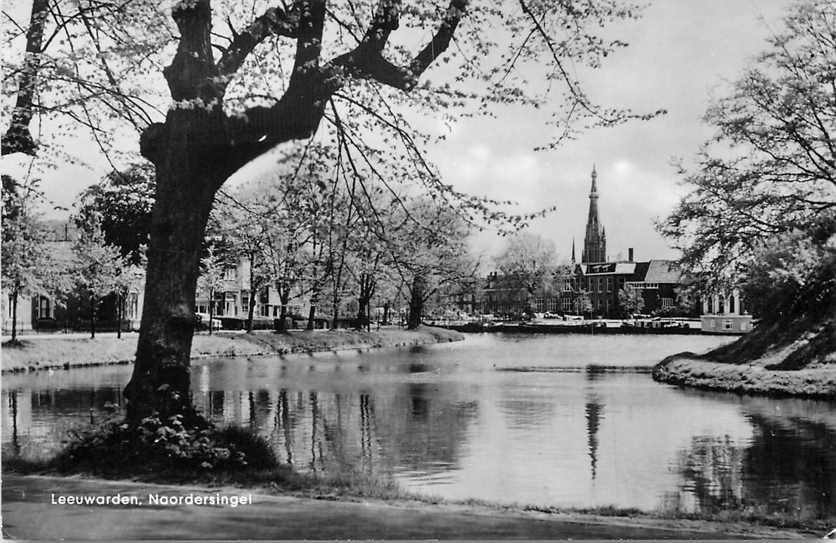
[3,333,835,519]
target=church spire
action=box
[582,165,607,264]
[571,239,576,263]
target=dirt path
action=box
[1,475,809,540]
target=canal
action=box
[3,333,834,521]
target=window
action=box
[223,268,236,280]
[38,297,51,319]
[129,293,139,319]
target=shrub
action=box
[53,412,277,476]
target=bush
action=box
[741,213,836,323]
[53,412,277,476]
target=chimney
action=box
[628,248,634,262]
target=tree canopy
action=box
[659,0,836,322]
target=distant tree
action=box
[573,289,593,316]
[213,196,270,333]
[618,284,645,317]
[197,245,228,335]
[495,232,558,314]
[73,217,128,339]
[75,164,156,265]
[386,202,476,330]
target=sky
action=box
[429,0,793,263]
[5,0,793,263]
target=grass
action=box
[1,326,464,373]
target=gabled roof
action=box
[644,260,682,284]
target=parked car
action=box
[194,312,222,330]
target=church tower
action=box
[581,165,607,264]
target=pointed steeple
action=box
[571,239,576,264]
[582,164,607,264]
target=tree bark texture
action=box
[246,254,256,333]
[1,0,49,156]
[10,284,19,342]
[125,108,224,422]
[407,275,425,330]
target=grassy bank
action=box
[1,326,463,374]
[3,465,824,538]
[653,314,836,397]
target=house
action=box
[2,222,145,335]
[700,288,753,334]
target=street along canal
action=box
[3,333,834,522]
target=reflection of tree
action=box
[740,413,835,520]
[8,391,20,457]
[275,389,295,465]
[676,412,836,522]
[677,435,745,512]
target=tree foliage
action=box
[72,214,130,338]
[617,284,644,317]
[659,0,836,322]
[75,163,156,265]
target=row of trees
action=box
[71,146,480,335]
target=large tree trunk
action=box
[382,300,390,325]
[1,0,48,157]
[407,275,425,330]
[124,136,221,423]
[116,292,123,339]
[276,283,290,332]
[306,301,317,330]
[208,287,214,336]
[246,253,256,333]
[356,297,369,330]
[10,284,18,342]
[90,293,97,339]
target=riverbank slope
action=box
[653,313,836,397]
[1,326,463,374]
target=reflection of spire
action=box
[584,398,604,481]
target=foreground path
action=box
[2,475,808,540]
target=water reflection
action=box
[2,334,834,523]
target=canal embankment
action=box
[653,315,836,398]
[0,326,464,374]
